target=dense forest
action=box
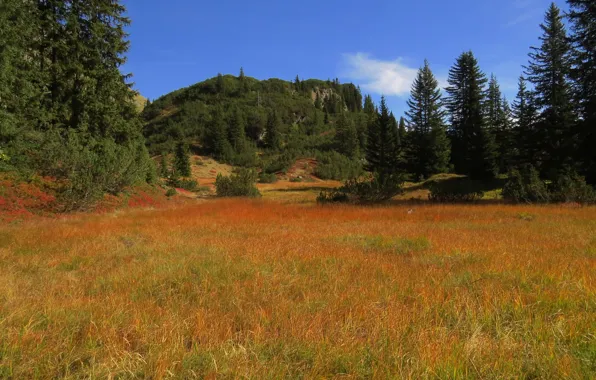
[1,1,595,208]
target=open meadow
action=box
[0,195,594,379]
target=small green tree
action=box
[174,142,191,177]
[265,110,282,150]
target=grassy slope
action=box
[0,198,594,378]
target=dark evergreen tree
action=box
[0,0,41,169]
[335,112,359,159]
[174,141,191,177]
[512,76,538,166]
[568,0,596,184]
[265,110,282,150]
[160,153,169,177]
[314,92,322,109]
[486,75,515,173]
[365,96,400,179]
[525,3,576,178]
[405,60,450,179]
[228,107,246,151]
[209,107,232,160]
[398,117,408,145]
[446,51,497,179]
[363,95,376,115]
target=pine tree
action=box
[486,75,514,173]
[365,96,400,179]
[265,110,282,150]
[525,3,576,178]
[398,117,408,145]
[568,0,596,184]
[405,60,450,179]
[363,95,376,115]
[446,51,497,179]
[512,76,538,166]
[174,142,191,177]
[496,97,515,173]
[335,112,359,159]
[160,153,169,177]
[228,107,246,151]
[239,67,248,93]
[0,0,40,168]
[210,107,232,159]
[314,92,322,109]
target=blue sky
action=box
[123,0,567,117]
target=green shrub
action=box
[427,177,484,203]
[314,151,362,180]
[317,173,403,204]
[165,188,177,197]
[215,168,261,197]
[39,130,153,211]
[290,177,303,183]
[258,172,278,183]
[549,171,596,204]
[168,178,199,191]
[502,165,550,203]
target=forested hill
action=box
[141,73,372,173]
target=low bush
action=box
[314,151,362,181]
[502,165,549,203]
[317,173,404,204]
[427,177,484,203]
[549,171,595,204]
[168,178,199,191]
[165,188,177,197]
[258,172,278,183]
[215,168,261,197]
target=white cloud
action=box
[341,53,418,97]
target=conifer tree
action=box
[265,110,282,150]
[405,60,451,179]
[525,3,575,177]
[568,0,596,184]
[512,76,538,166]
[160,153,169,177]
[0,0,40,168]
[174,142,191,177]
[365,96,400,179]
[209,107,232,160]
[398,117,408,145]
[486,75,514,173]
[446,51,497,179]
[335,112,359,159]
[228,107,246,151]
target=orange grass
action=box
[0,200,594,378]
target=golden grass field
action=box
[0,192,595,378]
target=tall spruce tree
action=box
[365,96,400,179]
[446,51,497,179]
[209,106,232,160]
[525,3,576,178]
[228,107,246,151]
[265,110,282,150]
[512,76,538,166]
[405,60,450,179]
[0,0,40,169]
[568,0,596,184]
[335,112,359,159]
[174,141,191,177]
[486,75,514,173]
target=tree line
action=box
[0,0,154,209]
[336,1,594,202]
